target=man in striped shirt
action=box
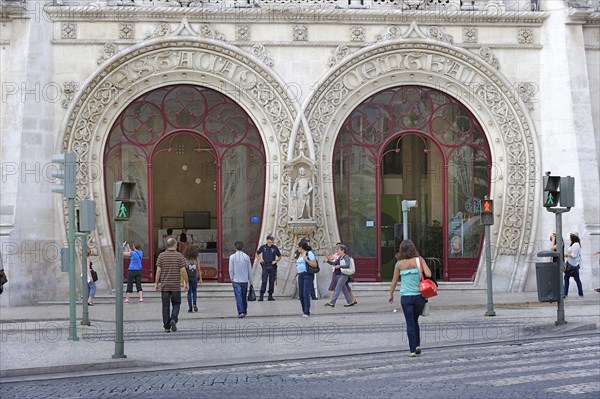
[155,237,188,332]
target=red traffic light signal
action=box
[481,198,494,225]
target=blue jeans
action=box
[87,281,96,299]
[232,282,248,315]
[161,290,181,329]
[401,295,426,353]
[297,272,314,316]
[187,277,198,309]
[564,266,583,296]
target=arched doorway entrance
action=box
[104,84,266,282]
[333,85,491,282]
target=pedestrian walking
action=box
[388,239,432,357]
[85,248,96,306]
[154,237,188,332]
[295,237,319,300]
[324,242,357,305]
[229,241,253,318]
[564,232,584,298]
[324,244,356,308]
[184,244,203,313]
[296,240,317,317]
[123,241,144,304]
[256,234,281,301]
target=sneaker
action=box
[170,319,177,332]
[164,328,171,333]
[188,309,193,313]
[193,305,198,312]
[578,295,584,299]
[415,347,422,355]
[124,299,129,304]
[139,299,144,303]
[302,314,310,318]
[237,313,246,318]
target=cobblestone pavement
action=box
[2,334,598,399]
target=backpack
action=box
[186,260,198,278]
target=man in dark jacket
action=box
[256,235,281,301]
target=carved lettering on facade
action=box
[341,52,479,90]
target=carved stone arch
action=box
[301,40,539,291]
[58,37,298,287]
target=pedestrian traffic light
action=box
[77,199,97,232]
[559,176,575,208]
[51,153,77,199]
[481,198,494,225]
[114,181,135,221]
[543,175,561,208]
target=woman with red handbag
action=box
[388,239,433,357]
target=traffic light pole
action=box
[552,208,568,326]
[67,197,79,341]
[113,220,127,358]
[76,232,91,327]
[484,224,496,316]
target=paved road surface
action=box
[3,333,598,399]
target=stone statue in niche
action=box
[291,166,313,220]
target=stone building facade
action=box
[1,0,599,306]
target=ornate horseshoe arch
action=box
[58,37,298,286]
[301,39,540,291]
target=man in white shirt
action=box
[229,241,253,318]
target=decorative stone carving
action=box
[293,25,308,41]
[463,27,478,43]
[199,24,225,41]
[145,23,171,39]
[235,24,250,41]
[428,26,454,44]
[479,46,500,69]
[287,146,315,222]
[517,82,537,111]
[119,23,135,39]
[327,45,351,68]
[62,82,80,109]
[517,28,533,44]
[61,23,77,39]
[251,44,274,67]
[97,43,118,65]
[374,25,403,42]
[350,25,366,42]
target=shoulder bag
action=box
[340,257,356,276]
[417,257,437,299]
[306,252,320,274]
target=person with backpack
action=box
[184,245,203,313]
[296,240,317,317]
[323,244,355,308]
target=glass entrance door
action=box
[380,134,444,281]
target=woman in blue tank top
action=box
[388,239,432,357]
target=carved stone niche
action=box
[286,152,316,225]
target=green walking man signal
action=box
[113,181,136,221]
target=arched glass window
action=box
[334,86,491,281]
[104,85,266,282]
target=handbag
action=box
[564,263,578,277]
[90,267,98,282]
[247,284,256,301]
[417,257,438,299]
[306,252,320,274]
[340,257,356,276]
